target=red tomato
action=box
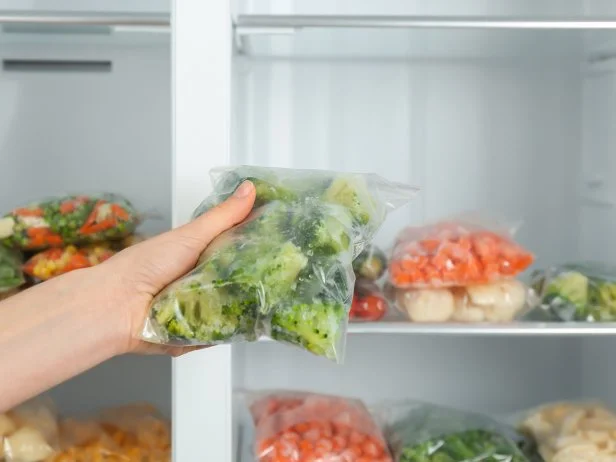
[350,294,387,321]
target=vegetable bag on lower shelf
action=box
[383,402,529,462]
[140,166,415,362]
[247,390,393,462]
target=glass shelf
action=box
[235,15,616,60]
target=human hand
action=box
[95,181,256,356]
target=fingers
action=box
[174,181,255,248]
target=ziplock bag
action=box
[389,215,534,289]
[0,247,24,293]
[514,400,616,462]
[140,166,415,362]
[529,262,616,322]
[390,279,532,323]
[2,396,59,462]
[248,390,392,462]
[51,403,171,462]
[23,244,116,281]
[383,401,529,462]
[0,194,139,251]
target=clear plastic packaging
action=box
[2,396,59,462]
[51,403,171,462]
[382,401,529,462]
[248,390,392,462]
[389,280,532,323]
[0,247,24,294]
[0,194,139,251]
[515,401,616,462]
[350,279,388,322]
[389,216,534,289]
[141,166,415,362]
[23,244,116,281]
[528,262,616,322]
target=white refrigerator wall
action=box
[0,38,172,416]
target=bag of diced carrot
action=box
[248,391,392,462]
[0,194,139,251]
[389,215,534,289]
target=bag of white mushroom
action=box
[385,279,537,323]
[0,397,58,462]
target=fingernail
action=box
[234,181,253,198]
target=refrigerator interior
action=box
[230,0,616,453]
[0,26,172,416]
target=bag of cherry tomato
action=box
[23,244,116,281]
[389,215,534,289]
[350,280,388,322]
[249,391,392,462]
[0,193,139,251]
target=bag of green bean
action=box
[0,194,139,251]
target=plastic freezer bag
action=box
[51,403,171,462]
[248,390,392,462]
[350,279,388,322]
[515,401,616,462]
[140,166,415,362]
[0,194,139,251]
[529,262,616,322]
[23,244,116,282]
[389,280,532,323]
[0,247,24,293]
[389,215,534,289]
[2,396,59,462]
[383,402,529,462]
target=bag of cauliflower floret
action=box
[140,166,416,363]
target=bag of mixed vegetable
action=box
[382,401,530,462]
[0,194,140,251]
[528,262,616,322]
[247,390,393,462]
[140,166,415,362]
[0,247,24,298]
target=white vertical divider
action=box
[172,1,233,461]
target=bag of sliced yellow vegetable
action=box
[51,403,170,462]
[0,193,139,251]
[1,396,60,462]
[514,401,616,462]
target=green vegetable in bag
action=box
[0,246,25,293]
[141,166,415,362]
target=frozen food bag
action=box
[514,400,616,462]
[140,166,415,362]
[528,262,616,322]
[353,245,387,281]
[383,402,529,462]
[389,215,534,289]
[51,403,171,462]
[0,194,139,251]
[350,279,388,322]
[23,244,116,282]
[247,390,392,462]
[389,280,532,323]
[3,396,59,462]
[0,246,24,293]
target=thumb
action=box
[174,181,256,248]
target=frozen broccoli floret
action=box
[285,200,353,256]
[271,299,346,360]
[166,318,194,339]
[544,271,589,309]
[322,176,378,226]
